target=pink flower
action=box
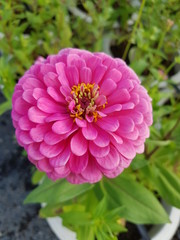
[12,48,152,184]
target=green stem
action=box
[122,0,146,60]
[165,61,176,75]
[157,31,167,51]
[146,118,180,159]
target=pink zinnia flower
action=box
[12,48,152,184]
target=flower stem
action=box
[122,0,146,61]
[165,61,176,75]
[146,118,180,159]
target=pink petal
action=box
[47,87,66,103]
[80,67,92,84]
[12,90,23,103]
[103,104,122,114]
[44,131,66,145]
[135,144,145,154]
[135,98,149,113]
[102,165,124,178]
[82,123,98,140]
[37,97,65,113]
[69,152,88,174]
[11,109,21,122]
[19,131,33,144]
[37,158,53,173]
[28,143,44,160]
[86,56,102,71]
[93,127,110,147]
[46,113,69,122]
[22,78,44,90]
[60,85,71,97]
[100,78,117,96]
[96,145,120,170]
[44,72,59,88]
[118,117,135,132]
[89,141,110,158]
[104,68,122,83]
[108,89,130,105]
[137,122,149,138]
[50,145,71,167]
[122,102,135,110]
[119,127,139,140]
[93,64,107,84]
[117,78,134,92]
[55,62,69,87]
[40,142,65,158]
[67,173,86,184]
[81,156,102,183]
[33,88,49,100]
[52,118,73,134]
[67,53,86,69]
[120,155,132,168]
[40,64,56,75]
[127,111,144,125]
[144,112,153,126]
[75,118,87,128]
[30,124,50,142]
[70,130,88,156]
[18,116,35,130]
[96,95,107,106]
[22,90,36,104]
[65,66,79,86]
[96,117,119,132]
[47,166,70,181]
[131,93,139,105]
[28,106,49,123]
[115,140,136,159]
[110,132,123,144]
[53,165,70,178]
[14,97,30,115]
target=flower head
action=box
[12,48,152,184]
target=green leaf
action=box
[60,211,92,226]
[131,155,148,170]
[175,56,180,64]
[130,59,148,75]
[24,176,94,204]
[0,100,12,115]
[146,139,172,147]
[31,170,45,185]
[153,165,180,208]
[93,197,107,218]
[39,203,63,218]
[102,174,169,224]
[77,226,95,240]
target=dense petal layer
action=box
[12,48,152,184]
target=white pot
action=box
[46,203,180,240]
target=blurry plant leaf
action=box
[131,155,148,170]
[0,100,12,115]
[31,170,45,185]
[175,56,180,64]
[24,176,94,204]
[145,165,180,208]
[77,226,95,240]
[39,203,63,218]
[146,139,172,147]
[60,211,92,226]
[102,174,169,224]
[130,59,148,75]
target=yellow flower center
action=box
[68,83,107,122]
